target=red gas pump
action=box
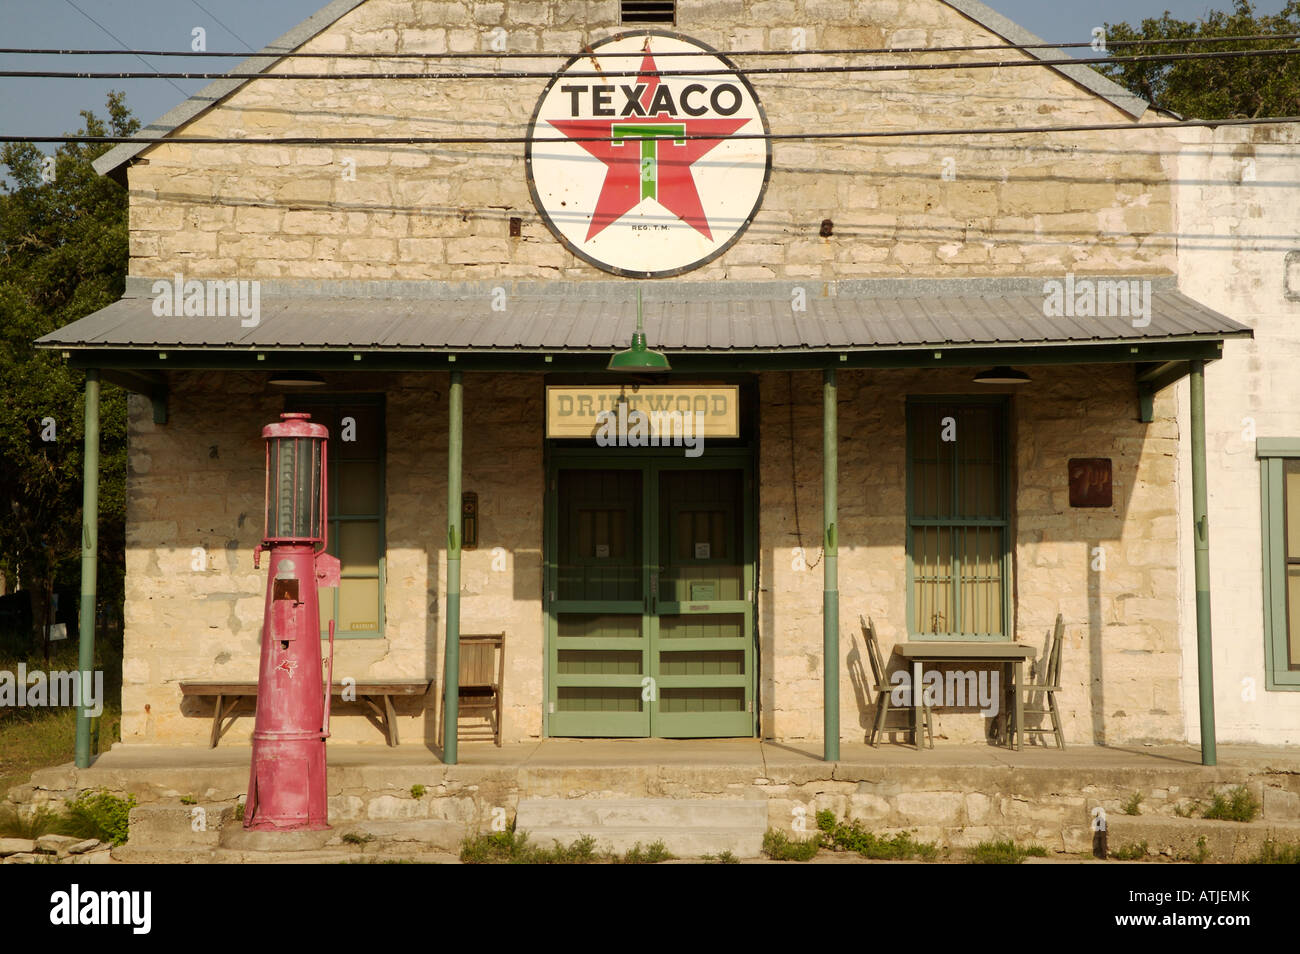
[245,412,340,831]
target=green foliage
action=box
[818,814,939,861]
[179,794,196,805]
[459,827,672,864]
[410,784,426,799]
[1173,801,1197,818]
[233,801,245,822]
[341,831,375,845]
[761,829,821,861]
[1111,841,1149,861]
[0,92,135,649]
[1177,835,1211,864]
[61,789,135,846]
[0,804,62,839]
[967,840,1049,864]
[703,850,739,864]
[1122,792,1144,816]
[1249,839,1300,864]
[1202,786,1260,822]
[1098,1,1300,119]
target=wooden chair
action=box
[861,616,933,749]
[1007,614,1066,749]
[458,633,505,746]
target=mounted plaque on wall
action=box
[1069,458,1113,508]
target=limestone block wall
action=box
[1174,124,1300,745]
[124,0,1176,284]
[121,370,544,745]
[758,365,1184,744]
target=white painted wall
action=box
[1175,123,1300,745]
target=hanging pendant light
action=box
[607,287,671,373]
[972,366,1031,385]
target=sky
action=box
[0,1,1292,148]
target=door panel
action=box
[546,459,754,738]
[548,468,650,736]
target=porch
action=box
[13,739,1300,860]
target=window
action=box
[906,397,1011,639]
[286,395,385,639]
[620,0,675,24]
[1258,438,1300,689]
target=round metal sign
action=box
[525,31,772,279]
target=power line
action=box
[59,0,190,98]
[186,0,254,50]
[4,44,1296,80]
[2,32,1297,58]
[6,114,1297,147]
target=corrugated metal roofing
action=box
[37,287,1251,354]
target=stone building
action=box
[37,0,1293,758]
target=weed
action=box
[1248,839,1300,864]
[410,784,426,799]
[342,831,375,846]
[233,801,244,822]
[61,789,135,846]
[1172,801,1197,818]
[1111,841,1149,861]
[179,795,196,806]
[762,829,820,861]
[1121,792,1144,816]
[459,828,671,864]
[968,840,1050,864]
[1176,835,1210,864]
[704,850,739,864]
[819,815,939,861]
[0,805,61,840]
[1202,786,1259,823]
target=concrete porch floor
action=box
[59,737,1300,773]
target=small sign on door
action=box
[595,544,610,558]
[694,542,710,559]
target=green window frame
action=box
[906,396,1012,640]
[286,394,386,640]
[1258,438,1300,689]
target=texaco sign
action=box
[525,31,772,278]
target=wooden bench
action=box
[180,680,434,748]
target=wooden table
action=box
[894,642,1035,750]
[180,681,434,747]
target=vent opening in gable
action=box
[621,0,675,24]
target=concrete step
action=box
[515,797,767,858]
[1104,816,1300,863]
[127,803,233,850]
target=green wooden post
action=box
[75,369,100,769]
[1189,360,1217,766]
[443,369,463,764]
[823,368,840,762]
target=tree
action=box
[0,92,135,654]
[1098,1,1300,119]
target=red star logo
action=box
[548,40,748,242]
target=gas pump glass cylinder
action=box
[267,431,323,542]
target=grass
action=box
[967,840,1050,864]
[1121,792,1144,816]
[1111,841,1149,861]
[761,829,821,861]
[1172,802,1197,818]
[1176,835,1210,864]
[1248,839,1300,864]
[816,810,940,861]
[703,850,739,864]
[0,788,136,846]
[459,826,674,864]
[1201,786,1259,823]
[0,630,123,798]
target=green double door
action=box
[545,455,756,738]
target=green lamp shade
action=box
[607,331,671,372]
